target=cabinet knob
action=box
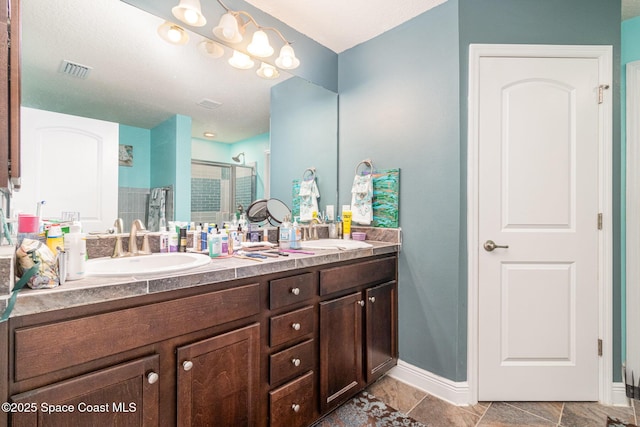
[291,287,300,295]
[147,372,159,384]
[183,360,194,371]
[292,403,301,413]
[369,296,376,303]
[292,322,301,331]
[358,300,365,307]
[291,358,301,367]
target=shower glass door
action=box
[191,161,256,226]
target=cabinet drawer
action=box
[270,306,314,347]
[270,273,315,310]
[14,283,260,382]
[320,256,396,295]
[269,371,314,427]
[270,339,314,386]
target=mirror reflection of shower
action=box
[232,152,245,164]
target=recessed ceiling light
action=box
[203,131,216,138]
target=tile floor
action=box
[365,375,638,427]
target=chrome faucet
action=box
[112,218,125,258]
[129,219,151,255]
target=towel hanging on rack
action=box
[351,160,374,225]
[299,168,320,222]
[147,187,167,231]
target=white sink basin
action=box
[86,253,211,277]
[299,239,372,250]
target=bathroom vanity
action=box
[0,241,398,426]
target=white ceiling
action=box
[21,0,636,144]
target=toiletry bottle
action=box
[208,232,221,258]
[193,225,201,251]
[64,224,86,280]
[342,211,352,240]
[201,223,208,252]
[337,216,343,239]
[221,229,229,255]
[179,227,187,252]
[159,226,169,253]
[169,228,179,252]
[46,224,64,253]
[290,218,301,249]
[279,216,291,249]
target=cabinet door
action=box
[10,355,159,427]
[365,281,398,383]
[176,323,260,427]
[319,292,363,412]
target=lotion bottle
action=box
[64,224,86,281]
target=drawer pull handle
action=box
[369,296,376,303]
[183,360,194,371]
[292,403,301,413]
[292,322,301,331]
[292,358,301,367]
[358,300,365,307]
[291,287,300,295]
[147,372,159,384]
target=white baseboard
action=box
[388,359,471,406]
[389,360,628,407]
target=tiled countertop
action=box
[5,241,399,318]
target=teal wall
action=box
[271,77,339,211]
[118,124,150,188]
[621,16,640,362]
[329,0,621,382]
[150,115,192,221]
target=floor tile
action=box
[365,375,428,414]
[409,394,481,427]
[505,402,563,424]
[561,402,635,427]
[477,402,556,427]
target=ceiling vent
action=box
[58,60,92,79]
[197,99,222,110]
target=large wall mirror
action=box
[13,0,338,232]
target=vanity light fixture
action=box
[172,0,206,27]
[157,21,190,45]
[228,50,254,70]
[165,0,299,78]
[197,40,224,59]
[256,62,279,79]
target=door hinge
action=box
[598,84,610,104]
[598,339,603,356]
[597,213,603,230]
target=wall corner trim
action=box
[388,360,472,406]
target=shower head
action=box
[232,152,245,163]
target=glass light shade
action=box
[275,44,300,69]
[157,21,189,45]
[197,40,224,59]
[213,13,242,43]
[172,0,206,27]
[256,62,280,79]
[228,50,254,69]
[247,30,274,58]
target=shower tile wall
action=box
[191,163,230,225]
[118,187,149,232]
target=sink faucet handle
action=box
[114,218,124,234]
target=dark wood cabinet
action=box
[5,254,398,427]
[176,323,260,427]
[365,281,397,383]
[318,259,398,414]
[10,355,159,426]
[319,292,364,412]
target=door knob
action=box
[483,240,509,252]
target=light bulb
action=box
[264,67,274,78]
[168,26,183,43]
[223,27,234,39]
[282,55,293,68]
[183,9,198,24]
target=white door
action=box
[13,107,118,233]
[476,50,608,401]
